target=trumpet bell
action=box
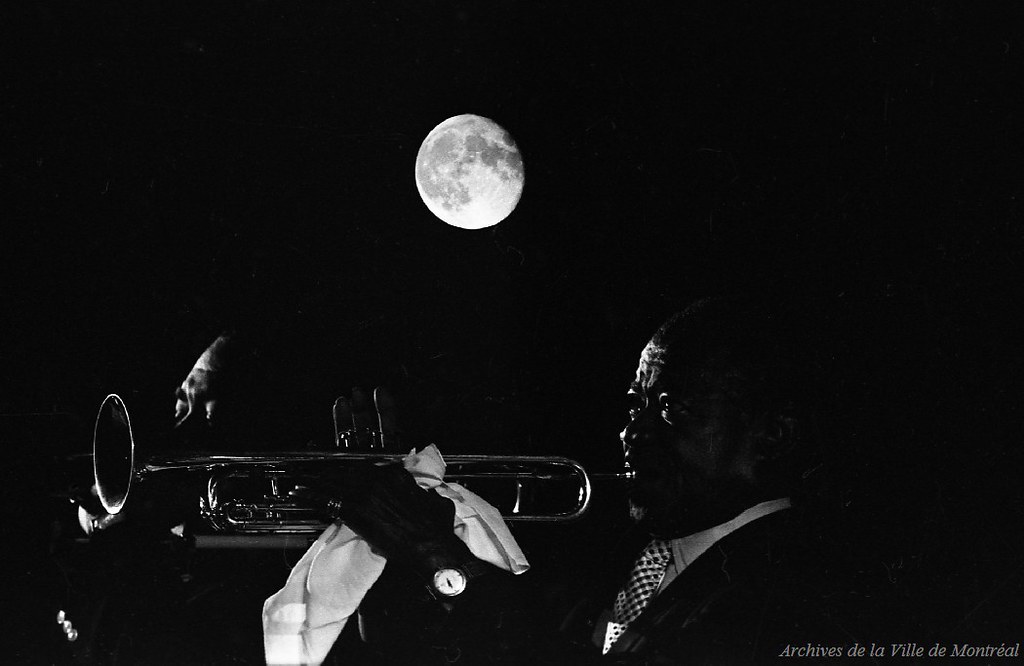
[93,394,135,515]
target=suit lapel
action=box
[608,510,791,654]
[560,525,651,647]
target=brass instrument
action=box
[93,394,623,537]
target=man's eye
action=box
[628,406,640,419]
[659,395,689,420]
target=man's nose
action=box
[620,408,659,450]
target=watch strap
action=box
[458,558,491,581]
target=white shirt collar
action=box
[671,497,792,569]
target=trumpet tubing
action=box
[150,452,593,534]
[93,394,614,536]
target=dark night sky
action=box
[3,1,1023,496]
[3,1,1024,657]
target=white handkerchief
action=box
[263,445,530,665]
[404,445,530,574]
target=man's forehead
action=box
[638,340,671,364]
[633,341,668,387]
[640,341,668,365]
[634,339,709,391]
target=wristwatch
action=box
[430,559,491,598]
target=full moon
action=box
[415,114,525,230]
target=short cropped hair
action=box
[650,296,813,416]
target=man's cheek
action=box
[631,467,688,508]
[657,463,709,512]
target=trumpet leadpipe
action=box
[588,470,636,480]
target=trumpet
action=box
[93,394,627,537]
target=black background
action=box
[3,0,1024,661]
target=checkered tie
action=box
[602,539,672,653]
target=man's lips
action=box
[625,446,662,470]
[624,454,667,485]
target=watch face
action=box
[432,568,467,597]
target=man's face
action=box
[620,338,765,537]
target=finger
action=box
[204,399,217,422]
[373,387,399,449]
[95,512,127,531]
[350,387,376,448]
[174,386,190,421]
[174,400,193,428]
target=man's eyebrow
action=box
[628,382,641,393]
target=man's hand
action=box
[77,505,127,535]
[298,386,474,578]
[71,483,127,535]
[173,334,232,427]
[292,461,474,578]
[343,464,468,566]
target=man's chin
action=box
[628,501,647,523]
[628,478,692,536]
[628,497,687,536]
[629,496,721,539]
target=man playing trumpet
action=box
[275,297,855,664]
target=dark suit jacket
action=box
[339,508,878,665]
[561,508,868,664]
